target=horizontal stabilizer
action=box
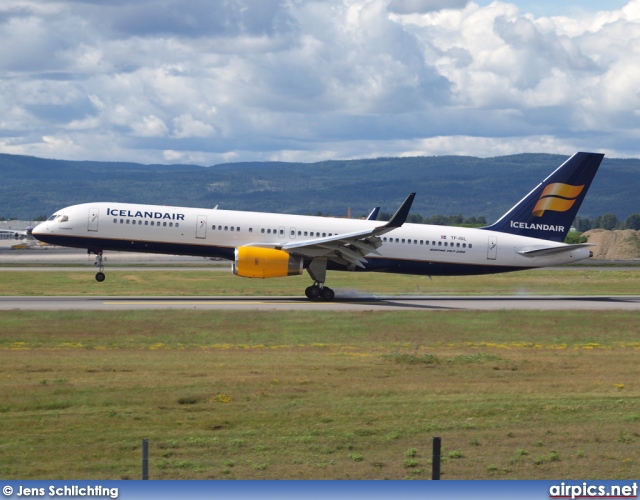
[517,243,594,257]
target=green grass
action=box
[1,268,640,296]
[1,310,639,479]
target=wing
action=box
[246,193,415,270]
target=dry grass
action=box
[1,310,639,480]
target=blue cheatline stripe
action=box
[35,234,529,277]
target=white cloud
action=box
[130,115,169,137]
[0,0,639,163]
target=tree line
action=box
[379,212,640,231]
[574,213,640,231]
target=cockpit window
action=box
[60,215,69,222]
[48,215,57,221]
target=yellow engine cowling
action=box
[233,247,304,278]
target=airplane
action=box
[32,152,604,301]
[0,229,28,240]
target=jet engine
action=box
[233,247,304,278]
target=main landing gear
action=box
[93,250,106,282]
[305,257,335,301]
[305,284,335,301]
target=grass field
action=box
[1,306,639,480]
[1,268,640,296]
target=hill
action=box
[1,153,638,221]
[583,229,640,260]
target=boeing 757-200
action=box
[32,152,604,301]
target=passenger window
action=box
[126,220,130,224]
[169,222,173,227]
[249,228,253,233]
[469,244,473,249]
[230,227,234,231]
[176,223,179,228]
[113,219,117,223]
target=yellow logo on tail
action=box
[532,183,584,217]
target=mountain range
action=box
[1,153,638,222]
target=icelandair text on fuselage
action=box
[510,221,564,232]
[107,208,184,221]
[13,485,118,498]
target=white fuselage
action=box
[32,202,592,276]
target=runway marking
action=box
[103,300,382,306]
[105,301,292,305]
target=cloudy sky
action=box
[1,0,639,165]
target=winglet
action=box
[366,207,380,221]
[382,193,416,230]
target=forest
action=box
[1,152,638,224]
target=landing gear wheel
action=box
[321,287,335,302]
[305,285,321,300]
[95,272,106,282]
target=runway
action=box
[2,294,640,311]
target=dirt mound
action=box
[582,229,640,260]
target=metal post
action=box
[432,436,441,480]
[142,439,149,480]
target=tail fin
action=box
[482,152,604,242]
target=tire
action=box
[305,285,321,300]
[95,272,106,282]
[321,287,335,302]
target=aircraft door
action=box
[196,215,207,239]
[88,208,99,232]
[487,236,497,260]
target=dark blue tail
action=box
[482,152,604,242]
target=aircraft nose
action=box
[31,222,47,239]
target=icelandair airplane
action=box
[32,152,604,301]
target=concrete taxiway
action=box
[2,295,640,311]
